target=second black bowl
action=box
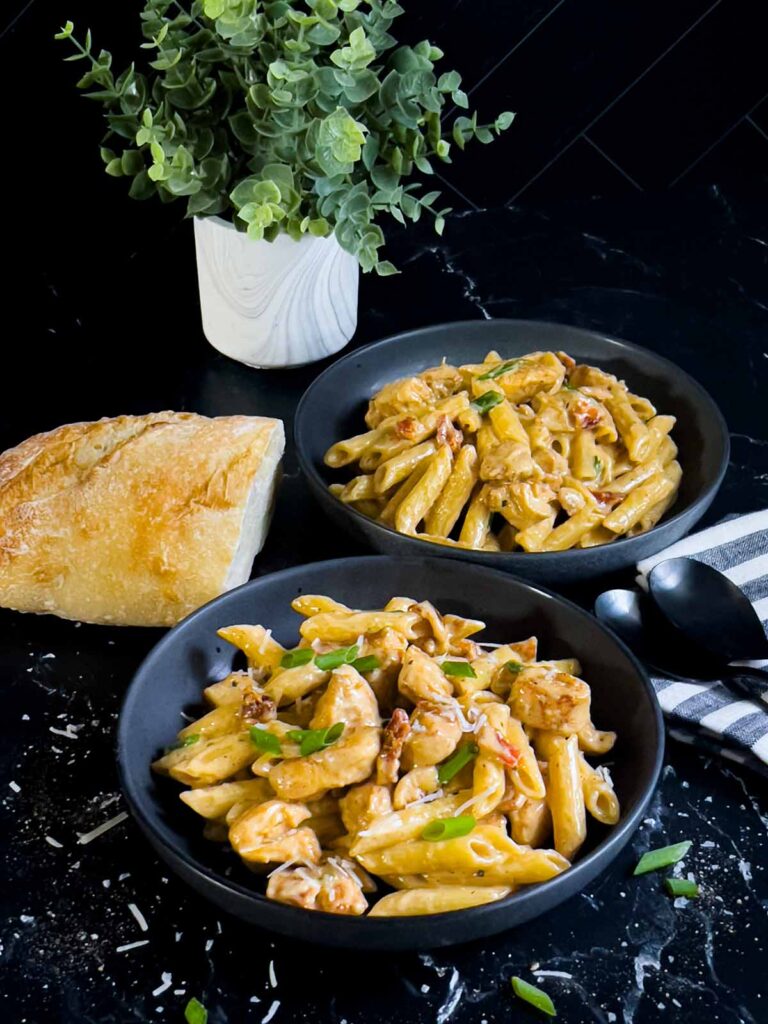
[118,555,663,950]
[295,319,729,584]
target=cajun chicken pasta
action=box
[153,595,620,917]
[323,350,681,552]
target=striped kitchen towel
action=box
[636,509,768,776]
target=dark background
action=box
[3,0,766,450]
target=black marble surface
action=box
[2,185,768,1024]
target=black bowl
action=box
[118,556,663,950]
[295,319,729,584]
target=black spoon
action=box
[594,588,768,703]
[649,557,768,662]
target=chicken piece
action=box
[435,414,464,454]
[269,726,381,802]
[564,391,617,442]
[493,352,567,403]
[510,666,591,734]
[357,628,409,711]
[481,481,557,531]
[398,646,454,704]
[409,602,485,658]
[310,665,381,730]
[339,782,393,834]
[376,708,411,785]
[393,766,440,809]
[228,799,321,865]
[420,363,464,399]
[479,441,535,482]
[365,375,434,428]
[241,693,277,725]
[401,701,462,770]
[266,857,369,915]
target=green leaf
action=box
[54,21,75,40]
[286,722,345,757]
[421,815,475,841]
[249,727,282,756]
[316,107,367,175]
[184,997,208,1024]
[511,978,556,1017]
[634,841,692,876]
[105,158,124,177]
[495,111,515,131]
[452,89,468,109]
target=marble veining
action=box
[1,184,767,1024]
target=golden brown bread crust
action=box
[0,411,284,626]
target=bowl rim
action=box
[117,554,665,932]
[294,318,730,563]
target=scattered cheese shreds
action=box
[9,781,20,793]
[77,811,128,845]
[269,960,277,988]
[49,726,79,740]
[454,783,498,818]
[128,903,149,932]
[152,973,172,997]
[261,1000,280,1024]
[116,940,149,953]
[45,836,64,849]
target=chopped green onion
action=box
[315,645,359,671]
[470,390,505,414]
[633,840,692,876]
[351,655,381,673]
[441,660,477,678]
[511,977,556,1017]
[505,660,523,675]
[593,456,602,478]
[477,358,521,381]
[665,877,699,898]
[421,814,476,841]
[165,733,200,753]
[184,997,208,1024]
[280,648,314,669]
[437,743,479,785]
[287,722,345,757]
[249,727,282,756]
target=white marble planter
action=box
[193,215,359,368]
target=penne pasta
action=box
[155,593,619,917]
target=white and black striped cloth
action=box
[636,510,768,776]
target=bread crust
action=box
[0,411,284,626]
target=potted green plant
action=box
[57,1,512,368]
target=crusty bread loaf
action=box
[0,411,284,626]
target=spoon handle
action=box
[722,665,768,703]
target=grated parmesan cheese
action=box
[268,960,277,988]
[77,811,128,845]
[407,788,445,809]
[45,836,63,849]
[261,1000,280,1024]
[533,970,573,979]
[454,783,498,818]
[116,940,149,952]
[128,903,148,932]
[152,973,172,997]
[9,781,20,793]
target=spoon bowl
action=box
[649,558,768,662]
[594,589,721,681]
